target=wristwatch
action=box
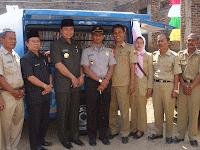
[99,79,102,83]
[174,90,179,94]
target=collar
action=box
[1,46,13,55]
[114,41,126,48]
[92,44,105,51]
[158,49,171,56]
[183,48,199,55]
[28,50,42,58]
[60,36,74,45]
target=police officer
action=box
[20,30,53,150]
[108,24,137,144]
[148,34,182,144]
[174,33,200,147]
[50,19,85,149]
[81,25,116,146]
[0,28,25,150]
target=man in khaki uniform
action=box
[109,24,137,144]
[148,34,182,144]
[174,33,200,147]
[0,28,25,150]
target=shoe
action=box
[134,132,144,139]
[31,145,47,150]
[108,133,119,139]
[99,138,110,145]
[129,131,138,136]
[122,137,129,144]
[41,141,53,146]
[89,140,97,146]
[166,137,173,144]
[148,134,163,140]
[61,141,73,149]
[173,137,184,143]
[69,139,85,146]
[189,140,198,147]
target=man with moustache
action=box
[81,25,116,146]
[0,28,25,150]
[50,19,85,149]
[174,33,200,147]
[20,30,53,150]
[148,34,182,144]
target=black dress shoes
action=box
[189,140,198,147]
[108,133,119,139]
[89,140,97,146]
[41,141,53,146]
[61,141,73,149]
[148,134,163,140]
[173,137,184,143]
[69,139,85,146]
[134,132,144,139]
[166,137,173,144]
[32,145,47,150]
[122,137,129,144]
[99,138,110,145]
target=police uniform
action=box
[20,50,51,149]
[152,49,182,138]
[50,36,82,142]
[130,52,153,132]
[177,49,200,141]
[81,44,116,140]
[0,46,24,150]
[109,42,137,137]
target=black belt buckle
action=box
[155,79,170,83]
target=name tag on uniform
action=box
[35,63,40,66]
[62,49,69,52]
[7,61,13,63]
[88,54,94,56]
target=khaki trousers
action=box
[153,82,175,138]
[0,91,24,150]
[130,94,147,132]
[177,84,200,141]
[109,86,130,137]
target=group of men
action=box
[0,18,199,150]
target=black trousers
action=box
[85,78,111,140]
[55,89,80,142]
[27,100,50,148]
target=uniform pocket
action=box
[4,62,16,74]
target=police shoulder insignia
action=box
[106,52,109,56]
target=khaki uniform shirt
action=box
[81,44,117,78]
[135,52,154,96]
[0,46,24,89]
[153,49,182,81]
[111,42,137,86]
[178,49,200,81]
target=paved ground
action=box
[18,98,200,150]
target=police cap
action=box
[92,26,104,34]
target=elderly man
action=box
[174,33,200,147]
[148,34,182,144]
[0,28,25,150]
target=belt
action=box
[183,80,193,83]
[154,79,171,83]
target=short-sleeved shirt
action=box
[0,46,24,89]
[50,36,82,93]
[153,49,182,81]
[81,44,117,78]
[111,42,137,86]
[178,49,200,81]
[20,51,51,105]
